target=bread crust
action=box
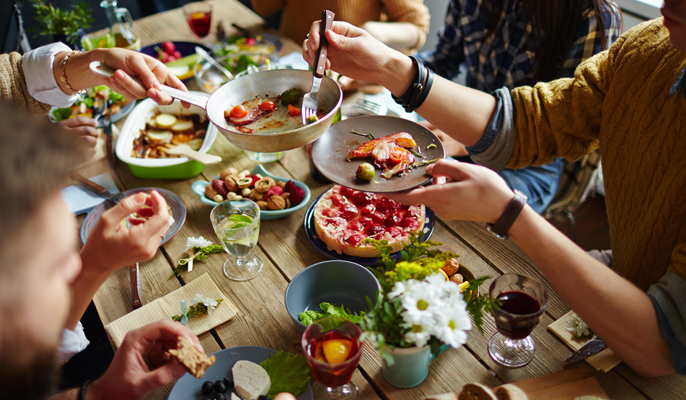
[168,336,215,379]
[313,187,425,257]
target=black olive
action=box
[201,380,214,395]
[214,380,227,393]
[223,377,234,388]
[214,393,226,400]
[258,396,272,400]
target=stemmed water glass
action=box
[302,317,363,400]
[488,274,548,368]
[210,199,263,281]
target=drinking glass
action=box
[302,317,363,400]
[183,3,212,39]
[210,199,263,281]
[488,274,548,368]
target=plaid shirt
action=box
[420,0,622,92]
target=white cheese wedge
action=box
[231,393,241,400]
[232,360,271,399]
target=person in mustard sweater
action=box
[251,0,430,51]
[302,0,686,377]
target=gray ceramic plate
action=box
[168,346,313,400]
[311,116,445,193]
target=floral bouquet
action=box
[360,233,499,365]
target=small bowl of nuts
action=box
[190,164,311,220]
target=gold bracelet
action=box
[59,50,85,95]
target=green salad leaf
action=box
[52,107,72,121]
[259,351,310,397]
[299,302,366,326]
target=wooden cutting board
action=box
[502,366,609,400]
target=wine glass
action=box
[488,274,548,368]
[302,317,363,400]
[210,199,263,281]
[183,3,212,39]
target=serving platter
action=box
[311,115,445,193]
[303,192,435,266]
[168,346,313,400]
[80,187,186,245]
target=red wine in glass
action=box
[488,274,548,368]
[306,330,361,387]
[187,11,211,38]
[495,291,541,339]
[302,317,363,400]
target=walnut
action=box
[281,192,290,200]
[220,167,238,180]
[267,195,286,210]
[256,200,269,210]
[237,169,251,178]
[276,181,286,189]
[251,189,264,201]
[285,198,292,208]
[254,177,276,193]
[237,177,252,189]
[241,188,252,197]
[205,184,220,199]
[442,258,460,276]
[224,175,239,192]
[449,273,464,285]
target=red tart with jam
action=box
[313,185,425,257]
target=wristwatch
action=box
[486,190,527,240]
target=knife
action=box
[130,262,142,309]
[72,172,115,197]
[564,336,607,366]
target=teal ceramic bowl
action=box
[284,260,381,332]
[191,164,311,220]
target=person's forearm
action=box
[379,53,496,147]
[509,206,675,376]
[53,49,109,95]
[362,21,420,51]
[64,247,113,330]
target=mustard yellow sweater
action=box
[0,52,52,114]
[509,19,686,290]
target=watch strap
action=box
[487,190,527,239]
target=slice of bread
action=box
[494,384,528,400]
[167,336,215,379]
[233,360,271,399]
[458,383,498,400]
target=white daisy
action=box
[433,304,472,348]
[402,281,443,323]
[184,236,214,251]
[403,323,433,348]
[190,293,219,314]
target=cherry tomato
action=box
[288,104,301,116]
[230,105,248,119]
[259,101,276,111]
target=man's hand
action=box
[57,117,99,148]
[385,159,514,223]
[87,320,201,400]
[80,190,170,273]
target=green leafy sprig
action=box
[30,0,94,46]
[169,245,224,279]
[171,299,223,322]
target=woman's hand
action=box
[384,159,514,223]
[302,21,411,94]
[57,117,99,147]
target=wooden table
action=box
[86,2,686,399]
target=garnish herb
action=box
[350,130,376,140]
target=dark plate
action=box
[168,346,313,400]
[139,41,211,59]
[303,192,435,266]
[311,115,445,193]
[80,187,186,245]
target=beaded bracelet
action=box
[59,50,85,96]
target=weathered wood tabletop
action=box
[85,1,685,399]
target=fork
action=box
[354,98,388,116]
[302,10,335,125]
